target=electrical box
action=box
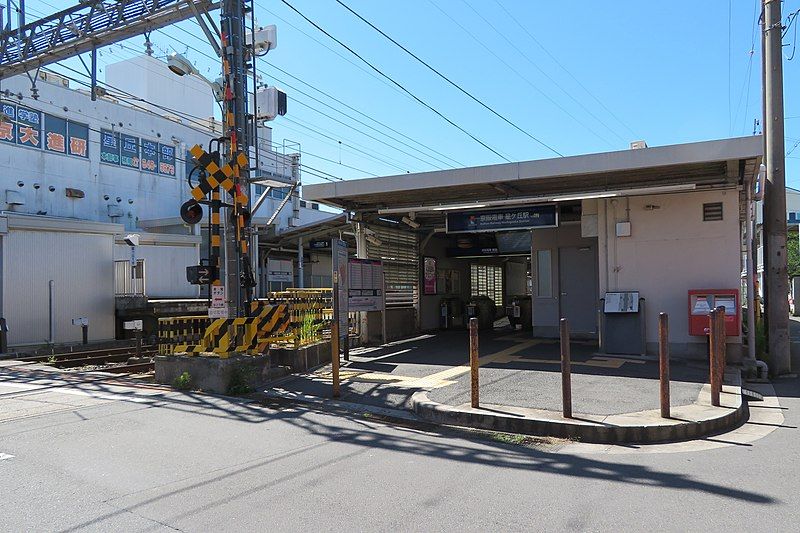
[688,289,740,336]
[615,221,631,237]
[246,24,277,53]
[601,291,645,355]
[254,86,287,121]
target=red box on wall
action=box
[688,289,740,336]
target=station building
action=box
[0,55,331,348]
[303,136,763,360]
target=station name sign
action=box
[446,205,558,233]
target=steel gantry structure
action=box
[0,0,219,80]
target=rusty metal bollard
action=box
[469,317,479,408]
[560,318,572,418]
[716,306,726,398]
[708,308,720,407]
[659,312,670,418]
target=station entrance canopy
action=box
[302,137,763,223]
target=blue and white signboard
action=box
[100,129,121,164]
[446,205,558,233]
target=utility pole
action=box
[762,0,791,374]
[221,0,252,317]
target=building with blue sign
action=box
[304,136,763,361]
[0,56,333,348]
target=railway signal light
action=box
[180,199,203,225]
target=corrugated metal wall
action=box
[4,230,115,346]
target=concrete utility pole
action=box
[762,0,791,374]
[221,0,251,317]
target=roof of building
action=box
[304,136,763,214]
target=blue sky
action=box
[18,0,800,187]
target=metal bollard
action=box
[331,320,340,398]
[469,317,479,408]
[717,311,724,397]
[560,318,572,418]
[708,309,720,407]
[658,313,671,418]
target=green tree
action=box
[788,229,800,279]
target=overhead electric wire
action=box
[454,0,617,148]
[251,0,417,105]
[334,0,563,158]
[492,0,638,139]
[161,22,457,171]
[284,112,421,172]
[283,114,416,173]
[733,0,760,136]
[278,0,513,163]
[262,60,464,167]
[287,98,427,171]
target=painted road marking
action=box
[311,341,644,390]
[407,339,542,388]
[0,453,14,461]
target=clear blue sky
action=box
[20,0,800,187]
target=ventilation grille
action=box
[703,202,723,221]
[367,227,419,309]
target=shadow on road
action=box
[0,363,783,533]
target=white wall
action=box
[1,216,118,346]
[602,190,742,355]
[106,55,215,123]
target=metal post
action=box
[658,313,670,418]
[381,271,387,345]
[297,237,304,288]
[81,324,88,345]
[135,328,142,359]
[763,0,791,374]
[745,174,757,362]
[560,318,572,418]
[708,309,720,407]
[90,46,97,101]
[221,0,251,318]
[717,306,727,395]
[48,280,55,344]
[332,278,340,398]
[469,317,479,408]
[355,222,369,346]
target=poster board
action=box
[348,258,384,311]
[332,239,349,335]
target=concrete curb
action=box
[410,370,746,444]
[262,388,421,423]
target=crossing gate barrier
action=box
[158,316,211,355]
[162,289,333,357]
[171,301,291,357]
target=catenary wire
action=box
[278,0,513,163]
[334,0,563,157]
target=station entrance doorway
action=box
[421,202,599,338]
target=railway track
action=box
[15,345,157,372]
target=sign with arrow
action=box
[186,265,217,285]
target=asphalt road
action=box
[0,365,798,532]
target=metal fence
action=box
[114,259,146,296]
[259,288,333,348]
[157,288,334,355]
